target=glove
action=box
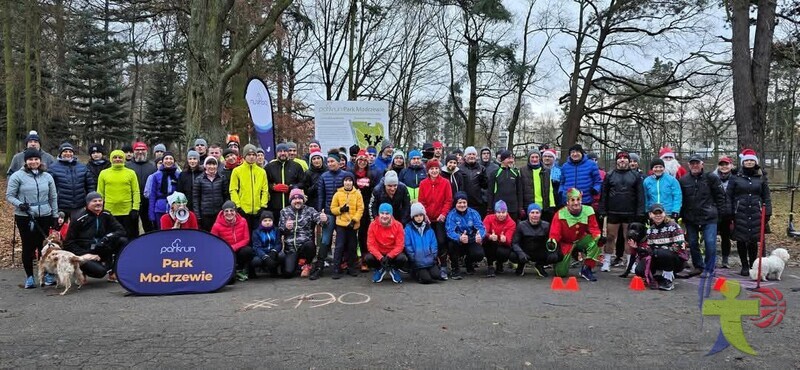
[129,209,139,220]
[671,212,679,220]
[340,204,350,213]
[18,203,30,212]
[380,255,389,266]
[274,183,289,193]
[347,220,356,228]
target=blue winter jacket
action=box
[559,155,602,205]
[643,173,682,215]
[251,227,281,258]
[445,208,486,243]
[372,155,391,173]
[148,166,179,221]
[404,222,438,269]
[316,169,354,212]
[49,158,94,210]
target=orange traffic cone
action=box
[629,275,646,291]
[550,277,565,290]
[713,277,727,291]
[564,277,580,291]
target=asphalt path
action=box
[1,265,798,369]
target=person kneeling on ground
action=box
[280,189,327,278]
[548,188,601,281]
[211,200,253,282]
[64,192,128,282]
[404,202,444,284]
[445,191,486,279]
[251,210,285,277]
[511,203,552,277]
[366,203,407,283]
[627,203,686,291]
[482,200,517,277]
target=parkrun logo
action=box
[160,238,197,254]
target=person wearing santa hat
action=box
[658,147,687,179]
[727,149,772,276]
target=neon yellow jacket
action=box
[97,162,140,216]
[229,161,269,214]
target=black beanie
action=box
[650,158,665,169]
[568,144,584,154]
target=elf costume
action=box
[548,188,601,280]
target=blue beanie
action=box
[367,146,378,155]
[454,191,468,204]
[527,203,542,214]
[379,203,393,215]
[409,149,422,159]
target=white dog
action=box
[38,233,88,295]
[749,248,791,282]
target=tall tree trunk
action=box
[23,0,33,132]
[4,0,16,162]
[465,38,478,147]
[347,0,357,100]
[750,0,777,154]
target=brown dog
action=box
[38,232,87,295]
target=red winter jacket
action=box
[418,176,452,221]
[483,214,516,247]
[367,218,405,259]
[211,211,250,251]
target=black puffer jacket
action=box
[598,168,645,217]
[192,173,230,219]
[728,166,771,243]
[678,170,727,225]
[49,158,94,210]
[265,159,305,211]
[126,160,157,196]
[459,161,487,209]
[441,167,468,200]
[177,166,204,211]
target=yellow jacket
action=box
[97,163,141,216]
[331,186,364,229]
[229,161,269,214]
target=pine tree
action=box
[139,65,184,146]
[62,12,129,145]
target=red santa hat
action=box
[659,147,675,159]
[739,148,759,165]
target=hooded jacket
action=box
[97,162,140,216]
[459,160,487,209]
[148,165,180,221]
[642,173,682,215]
[404,221,438,269]
[331,186,365,228]
[728,166,771,243]
[441,165,467,199]
[229,161,270,214]
[418,175,452,221]
[210,210,250,251]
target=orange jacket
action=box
[367,218,405,259]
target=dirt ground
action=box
[2,178,800,268]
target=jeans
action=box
[317,214,336,262]
[685,222,717,271]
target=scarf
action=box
[160,166,178,195]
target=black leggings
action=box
[15,215,54,277]
[413,265,442,284]
[718,216,733,259]
[365,253,408,269]
[357,214,371,256]
[449,241,484,269]
[737,241,764,268]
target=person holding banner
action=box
[212,200,253,282]
[280,189,328,278]
[266,143,305,220]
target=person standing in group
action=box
[418,159,453,280]
[330,174,364,279]
[125,142,157,233]
[597,151,645,273]
[541,148,561,205]
[441,154,467,199]
[519,149,556,222]
[85,143,110,189]
[713,156,735,269]
[148,152,180,229]
[266,143,305,219]
[559,144,602,207]
[658,147,687,179]
[229,144,270,232]
[487,150,523,221]
[98,150,141,239]
[390,150,406,173]
[220,148,240,180]
[49,142,94,221]
[302,149,327,213]
[676,154,727,278]
[352,149,382,266]
[398,150,427,202]
[177,150,204,212]
[6,130,56,176]
[312,151,354,280]
[285,141,309,171]
[6,148,58,289]
[193,138,209,164]
[208,144,223,163]
[193,157,230,232]
[727,149,771,276]
[460,146,488,218]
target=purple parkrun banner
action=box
[246,77,276,161]
[116,229,235,295]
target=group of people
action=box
[6,129,771,291]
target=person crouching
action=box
[404,202,444,284]
[211,200,253,282]
[366,203,407,283]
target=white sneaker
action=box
[601,254,611,272]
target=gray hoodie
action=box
[6,167,59,217]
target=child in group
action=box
[52,211,70,241]
[404,203,443,284]
[330,174,364,279]
[251,210,283,277]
